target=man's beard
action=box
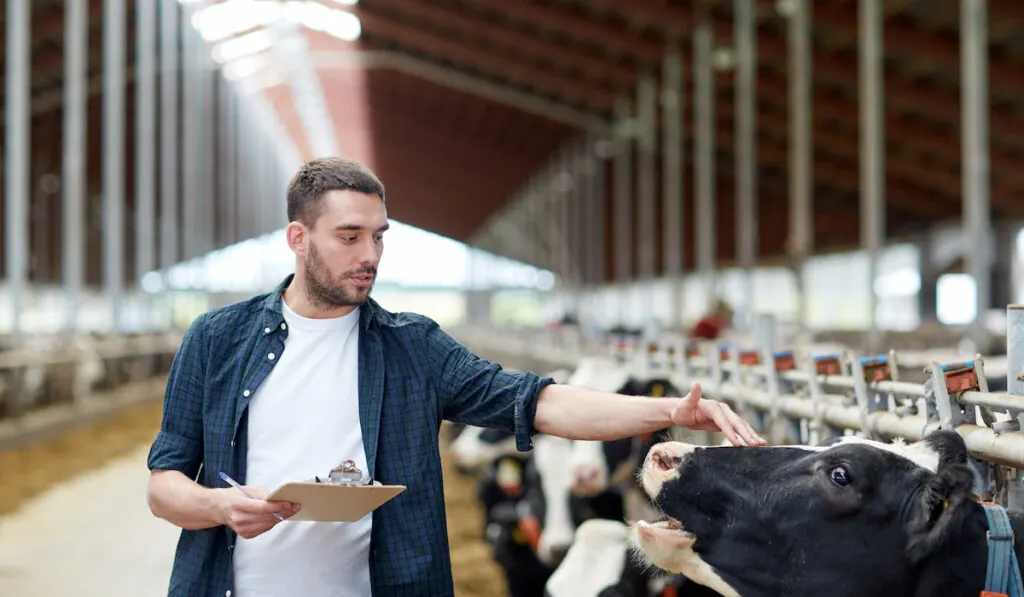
[303,241,375,310]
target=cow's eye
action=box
[829,466,850,487]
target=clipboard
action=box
[265,481,407,522]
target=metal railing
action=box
[0,330,185,449]
[451,305,1024,510]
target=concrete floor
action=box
[0,444,180,596]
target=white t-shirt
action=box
[233,299,372,597]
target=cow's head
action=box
[628,430,988,597]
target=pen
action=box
[219,471,286,522]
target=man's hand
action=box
[216,486,300,540]
[670,381,766,447]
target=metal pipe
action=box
[160,0,180,273]
[613,95,633,283]
[63,0,87,333]
[700,381,1024,469]
[788,0,812,326]
[661,43,684,326]
[1009,304,1024,505]
[962,0,991,354]
[636,73,657,281]
[103,0,126,331]
[135,0,157,283]
[694,11,716,301]
[860,0,885,352]
[736,0,757,329]
[592,138,608,286]
[5,0,29,340]
[181,15,199,262]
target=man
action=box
[145,157,765,597]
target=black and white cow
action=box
[629,429,1024,597]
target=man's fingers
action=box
[236,498,296,516]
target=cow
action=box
[628,429,1024,597]
[544,518,686,597]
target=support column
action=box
[694,10,716,306]
[5,0,29,339]
[662,43,684,328]
[962,0,991,353]
[788,0,813,327]
[990,224,1016,309]
[636,73,657,281]
[918,232,940,322]
[102,0,126,330]
[160,0,180,276]
[735,0,757,330]
[181,15,200,262]
[135,0,157,285]
[860,0,885,351]
[63,0,86,333]
[592,139,608,287]
[613,95,634,285]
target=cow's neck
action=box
[914,501,1024,597]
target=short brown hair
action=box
[286,157,386,227]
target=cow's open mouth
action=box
[636,516,694,540]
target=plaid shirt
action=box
[147,274,554,596]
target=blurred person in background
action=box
[690,298,734,340]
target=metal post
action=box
[592,139,608,286]
[694,12,716,305]
[736,0,757,331]
[199,34,214,257]
[5,0,29,339]
[182,18,199,262]
[962,0,991,354]
[578,143,593,287]
[789,0,813,327]
[103,0,126,331]
[1006,305,1024,509]
[613,95,634,284]
[161,0,180,274]
[861,0,885,353]
[636,73,657,281]
[136,0,157,285]
[63,0,87,333]
[662,43,684,328]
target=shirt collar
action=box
[261,274,378,332]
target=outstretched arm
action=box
[533,381,765,447]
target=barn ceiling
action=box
[4,0,1024,287]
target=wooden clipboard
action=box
[265,482,407,522]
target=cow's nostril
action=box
[652,448,682,472]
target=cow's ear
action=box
[904,461,977,564]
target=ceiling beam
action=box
[357,10,616,111]
[363,0,639,89]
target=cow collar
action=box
[979,501,1024,597]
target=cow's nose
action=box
[650,445,683,472]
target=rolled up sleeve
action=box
[147,314,208,479]
[426,322,555,452]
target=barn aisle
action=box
[0,403,506,596]
[0,442,180,596]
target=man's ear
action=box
[904,462,977,564]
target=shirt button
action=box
[243,389,250,397]
[226,591,232,597]
[230,440,236,447]
[264,327,271,334]
[281,323,287,330]
[268,353,275,360]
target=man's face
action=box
[296,190,388,310]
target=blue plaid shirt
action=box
[147,274,554,596]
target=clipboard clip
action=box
[313,459,376,486]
